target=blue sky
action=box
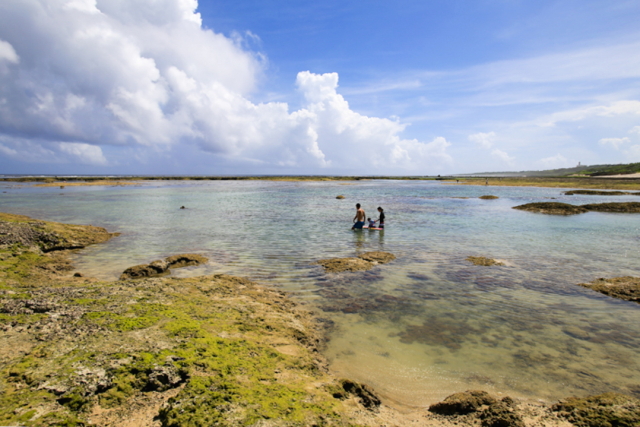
[0,0,639,175]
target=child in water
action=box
[367,218,377,228]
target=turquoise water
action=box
[2,180,640,407]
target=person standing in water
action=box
[352,203,365,230]
[377,207,385,229]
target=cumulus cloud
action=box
[491,149,514,165]
[468,132,496,149]
[599,137,630,149]
[0,0,450,173]
[629,126,640,136]
[538,154,572,169]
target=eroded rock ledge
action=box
[578,276,640,304]
[316,251,396,273]
[119,253,208,280]
[513,202,640,215]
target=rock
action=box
[552,392,640,427]
[562,326,591,340]
[358,251,396,264]
[581,202,640,213]
[120,260,169,280]
[479,195,499,200]
[73,272,83,277]
[316,257,373,273]
[180,206,186,209]
[467,256,505,267]
[512,202,588,215]
[145,365,186,392]
[316,252,396,273]
[165,253,208,268]
[480,399,525,427]
[429,390,498,415]
[578,276,640,304]
[336,195,345,199]
[338,379,381,410]
[564,190,638,196]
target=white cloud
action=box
[599,137,630,149]
[491,148,514,165]
[0,39,18,63]
[0,0,449,173]
[625,145,640,161]
[629,126,640,135]
[58,142,107,165]
[538,154,572,169]
[468,131,496,149]
[539,101,640,128]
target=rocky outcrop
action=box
[120,254,209,280]
[466,256,505,266]
[513,202,640,215]
[564,190,640,196]
[578,276,640,303]
[512,202,588,215]
[0,212,118,252]
[429,391,524,427]
[479,195,499,200]
[552,393,640,427]
[316,252,396,273]
[336,195,345,199]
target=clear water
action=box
[2,180,640,407]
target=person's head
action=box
[367,217,371,221]
[377,206,383,212]
[356,203,361,209]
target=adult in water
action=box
[352,203,365,230]
[377,206,385,229]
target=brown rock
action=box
[429,390,498,415]
[581,202,640,213]
[578,276,640,304]
[512,202,588,215]
[479,195,499,200]
[165,253,208,268]
[336,195,345,199]
[358,251,396,264]
[467,256,505,267]
[552,392,640,427]
[120,261,169,280]
[316,257,373,273]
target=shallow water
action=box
[2,180,640,406]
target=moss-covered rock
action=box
[316,252,396,273]
[581,202,640,213]
[479,195,499,200]
[551,392,640,427]
[512,202,588,215]
[578,276,640,303]
[466,256,505,267]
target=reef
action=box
[316,252,396,273]
[120,254,208,280]
[512,202,589,215]
[513,201,640,215]
[578,276,640,304]
[564,190,640,196]
[479,195,499,200]
[466,256,505,267]
[0,214,380,426]
[552,392,640,427]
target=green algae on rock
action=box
[578,276,640,304]
[316,252,396,273]
[552,392,640,427]
[466,256,505,267]
[512,202,589,215]
[120,253,209,280]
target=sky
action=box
[0,0,639,175]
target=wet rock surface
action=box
[578,276,640,303]
[564,189,640,196]
[466,256,505,266]
[551,392,640,427]
[513,201,640,215]
[120,253,209,280]
[512,202,589,215]
[479,195,499,199]
[316,251,396,273]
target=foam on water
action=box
[2,179,640,406]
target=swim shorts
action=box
[353,221,364,229]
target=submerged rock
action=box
[578,276,640,303]
[165,253,208,268]
[479,195,499,200]
[512,202,588,215]
[467,256,505,267]
[316,252,396,273]
[552,392,640,427]
[336,195,345,199]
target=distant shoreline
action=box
[2,175,640,190]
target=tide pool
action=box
[2,179,639,407]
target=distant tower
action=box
[577,161,581,166]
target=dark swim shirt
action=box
[379,212,385,224]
